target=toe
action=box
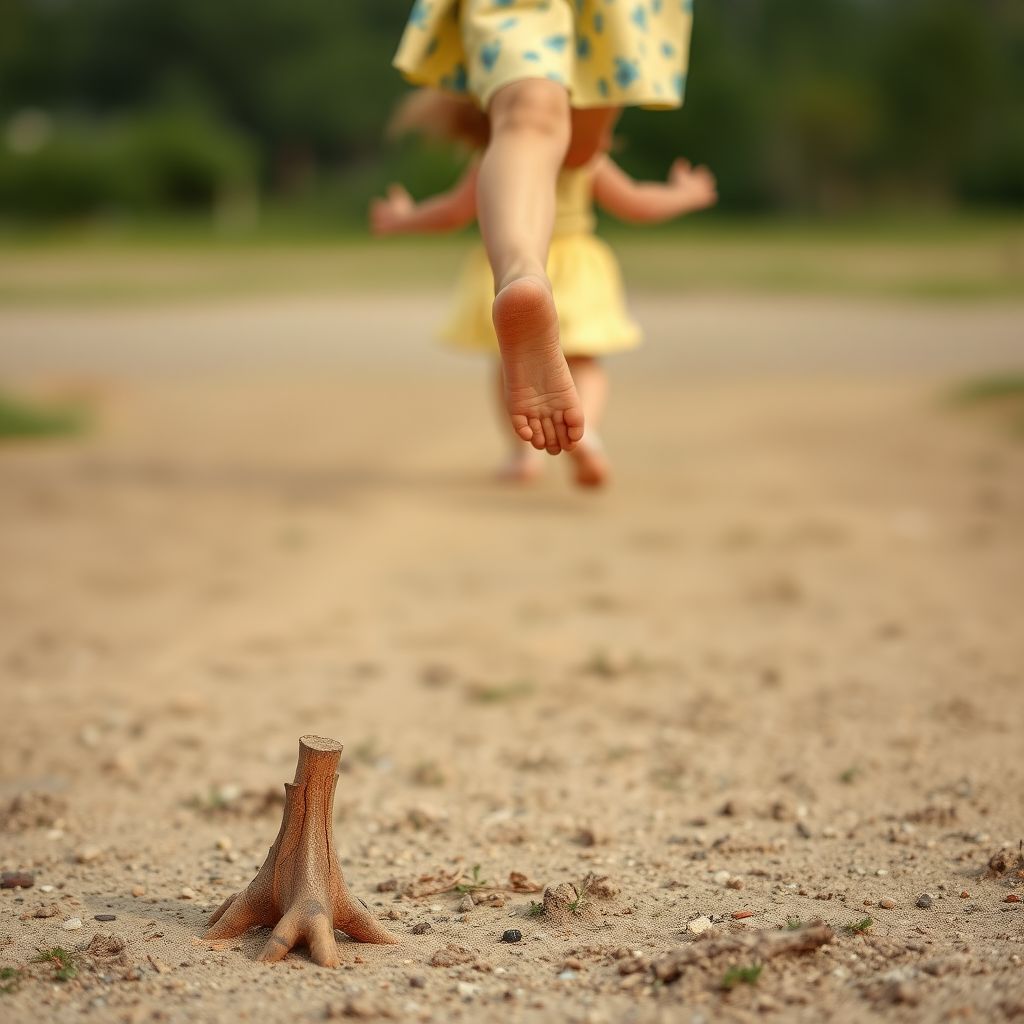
[565,405,585,443]
[541,416,558,452]
[510,414,533,443]
[259,912,300,964]
[204,891,259,940]
[307,915,340,968]
[553,417,572,453]
[528,417,546,450]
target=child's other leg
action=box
[479,79,582,455]
[566,356,610,488]
[491,363,545,483]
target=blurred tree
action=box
[0,0,1021,219]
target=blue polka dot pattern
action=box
[394,0,692,110]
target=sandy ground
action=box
[1,287,1024,1023]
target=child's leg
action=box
[479,79,583,455]
[566,356,610,488]
[491,363,545,483]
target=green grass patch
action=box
[0,967,23,995]
[466,680,534,704]
[2,214,1023,305]
[33,947,77,982]
[527,901,545,917]
[952,372,1024,405]
[0,393,87,440]
[848,917,874,934]
[721,964,763,990]
[948,371,1024,438]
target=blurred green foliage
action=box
[0,0,1021,224]
[0,392,87,439]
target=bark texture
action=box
[204,735,397,965]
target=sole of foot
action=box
[492,276,585,454]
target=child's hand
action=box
[370,183,415,237]
[667,159,718,213]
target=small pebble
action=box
[180,887,196,899]
[131,887,146,898]
[1007,895,1020,903]
[501,929,522,943]
[216,837,232,851]
[712,870,730,885]
[687,915,713,935]
[63,918,83,930]
[732,910,753,920]
[916,894,934,909]
[458,894,474,913]
[0,872,34,889]
[456,982,478,1000]
[76,846,103,864]
[409,976,426,989]
[410,922,432,935]
[95,914,117,922]
[879,899,896,910]
[557,970,576,980]
[39,885,54,893]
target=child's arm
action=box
[592,156,717,225]
[370,161,479,237]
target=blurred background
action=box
[0,0,1022,231]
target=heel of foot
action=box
[492,276,558,343]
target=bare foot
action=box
[492,277,585,454]
[496,446,546,484]
[571,436,609,489]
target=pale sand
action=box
[0,292,1023,1022]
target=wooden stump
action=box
[204,735,397,965]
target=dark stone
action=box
[0,872,34,889]
[916,894,934,909]
[94,914,117,922]
[410,922,432,935]
[500,929,523,943]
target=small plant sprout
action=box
[839,765,861,784]
[786,917,802,930]
[455,864,488,892]
[568,874,595,914]
[849,917,873,934]
[527,901,545,917]
[721,964,762,990]
[33,947,77,982]
[0,967,24,995]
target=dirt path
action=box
[1,294,1023,1023]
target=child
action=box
[371,89,716,486]
[393,0,697,456]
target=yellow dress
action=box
[394,0,692,111]
[438,164,641,357]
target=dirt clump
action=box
[0,791,68,832]
[429,944,476,968]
